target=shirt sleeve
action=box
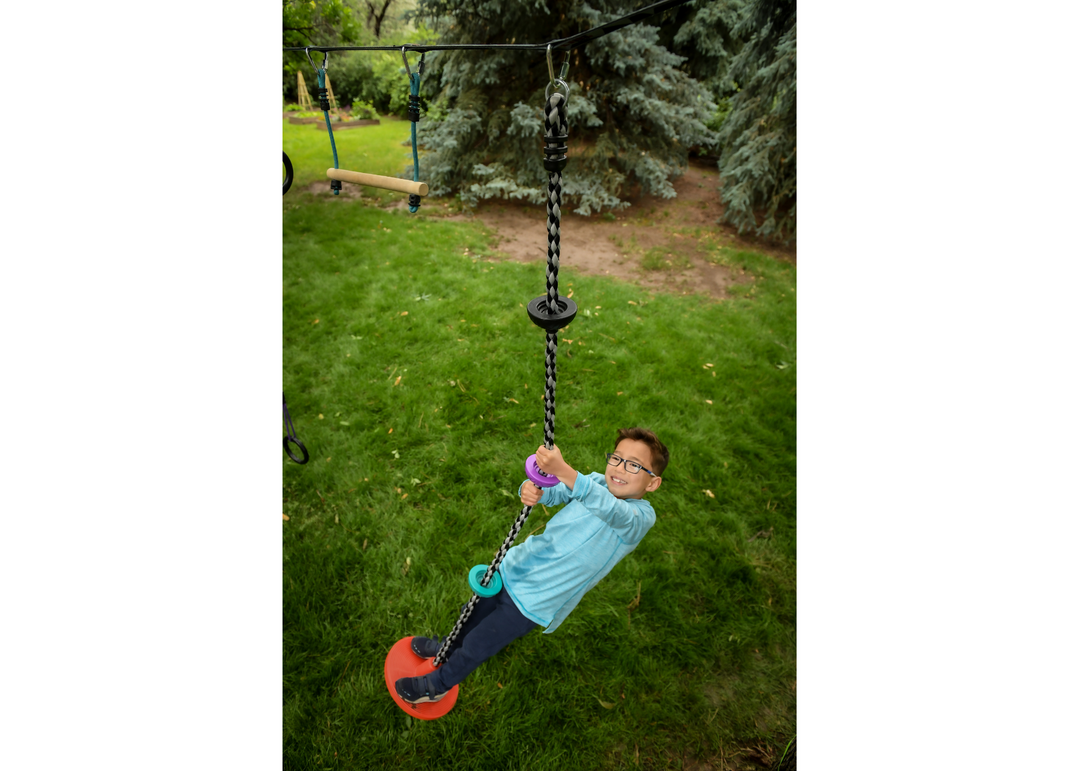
[569,473,654,544]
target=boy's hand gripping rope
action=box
[307,47,341,196]
[433,70,577,669]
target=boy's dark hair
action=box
[615,427,669,477]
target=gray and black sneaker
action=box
[395,675,447,704]
[410,636,443,658]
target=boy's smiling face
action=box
[605,438,663,499]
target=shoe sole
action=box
[395,682,447,704]
[401,692,447,704]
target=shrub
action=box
[349,99,378,120]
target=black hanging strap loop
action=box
[283,393,309,465]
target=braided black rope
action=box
[544,90,567,314]
[432,89,569,670]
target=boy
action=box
[395,427,668,704]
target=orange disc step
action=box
[384,637,459,720]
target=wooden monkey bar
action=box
[326,168,428,196]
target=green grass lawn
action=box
[283,122,796,769]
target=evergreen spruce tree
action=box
[659,0,746,101]
[412,0,720,215]
[715,0,795,241]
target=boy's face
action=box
[605,438,663,499]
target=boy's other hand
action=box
[520,482,543,507]
[535,444,566,475]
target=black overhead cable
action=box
[282,0,695,54]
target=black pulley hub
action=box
[526,296,577,331]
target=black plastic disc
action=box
[284,435,309,464]
[526,295,578,331]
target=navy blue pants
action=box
[426,585,538,693]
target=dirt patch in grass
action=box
[445,159,795,302]
[303,159,795,302]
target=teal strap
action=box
[408,71,421,213]
[318,69,340,195]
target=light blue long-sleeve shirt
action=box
[500,472,656,633]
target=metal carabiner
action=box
[545,44,571,100]
[402,48,426,81]
[305,46,328,73]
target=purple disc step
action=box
[525,454,561,488]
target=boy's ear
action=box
[646,476,662,493]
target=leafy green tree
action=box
[324,22,439,116]
[715,0,795,241]
[282,0,364,101]
[363,0,398,37]
[412,0,720,215]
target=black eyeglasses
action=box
[606,453,656,477]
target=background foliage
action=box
[715,0,796,242]
[282,0,797,241]
[283,0,365,102]
[411,0,722,215]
